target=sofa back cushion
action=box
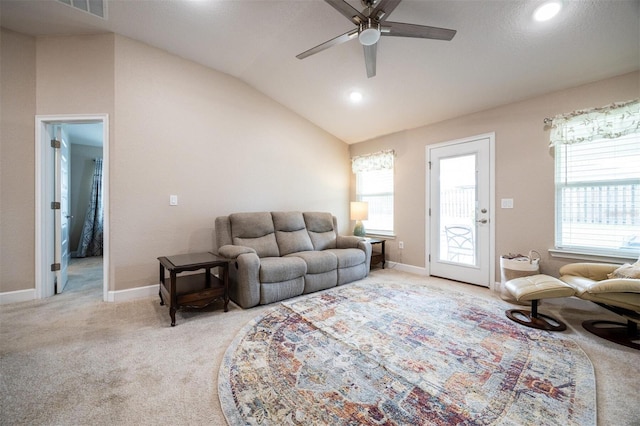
[215,216,233,248]
[272,211,314,256]
[303,212,337,250]
[229,212,280,258]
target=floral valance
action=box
[351,149,395,173]
[549,99,639,147]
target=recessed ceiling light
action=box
[533,1,562,22]
[349,91,363,103]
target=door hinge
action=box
[51,201,61,210]
[428,254,431,262]
[51,263,61,271]
[51,139,61,149]
[428,161,432,170]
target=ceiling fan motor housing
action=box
[361,0,380,8]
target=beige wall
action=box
[350,71,640,278]
[0,29,37,293]
[1,30,350,295]
[111,36,350,291]
[35,34,115,116]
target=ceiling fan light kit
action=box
[358,21,381,46]
[297,0,457,78]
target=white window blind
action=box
[553,101,640,257]
[353,150,394,235]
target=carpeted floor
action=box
[1,264,639,425]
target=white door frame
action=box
[35,114,110,301]
[426,132,496,286]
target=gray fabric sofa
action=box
[214,211,372,308]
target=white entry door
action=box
[53,126,70,293]
[428,134,494,286]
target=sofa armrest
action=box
[336,235,366,249]
[559,262,620,282]
[218,244,256,260]
[232,252,261,308]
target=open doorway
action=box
[35,114,109,302]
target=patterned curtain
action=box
[77,158,103,258]
[351,149,395,173]
[549,99,639,147]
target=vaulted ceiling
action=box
[2,0,638,143]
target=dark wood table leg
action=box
[159,262,165,305]
[381,241,386,269]
[170,271,177,326]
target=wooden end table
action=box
[366,238,386,269]
[157,252,229,326]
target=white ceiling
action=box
[2,0,638,144]
[64,122,103,147]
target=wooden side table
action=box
[367,238,386,269]
[158,252,229,326]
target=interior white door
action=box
[54,126,70,293]
[428,135,493,286]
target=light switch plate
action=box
[169,195,178,206]
[501,198,514,209]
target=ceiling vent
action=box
[57,0,106,19]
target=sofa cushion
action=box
[259,257,307,283]
[287,251,337,274]
[261,277,305,305]
[272,212,313,256]
[326,248,366,268]
[233,234,279,258]
[230,212,279,258]
[272,211,306,231]
[304,212,337,250]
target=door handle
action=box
[476,219,488,224]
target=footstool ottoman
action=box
[505,274,576,331]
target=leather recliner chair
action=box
[559,262,640,350]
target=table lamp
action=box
[350,201,368,237]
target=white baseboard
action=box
[384,262,428,276]
[107,283,159,302]
[1,285,159,304]
[0,289,36,305]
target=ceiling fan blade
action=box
[296,28,358,60]
[324,0,366,25]
[382,21,456,40]
[370,0,402,21]
[363,43,377,78]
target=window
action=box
[352,150,394,235]
[551,99,640,258]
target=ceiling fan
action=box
[296,0,457,78]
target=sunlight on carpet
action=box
[218,281,595,425]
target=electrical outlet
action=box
[169,195,178,206]
[399,241,404,249]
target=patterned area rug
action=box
[218,282,595,425]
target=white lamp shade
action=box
[358,27,380,46]
[350,201,369,221]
